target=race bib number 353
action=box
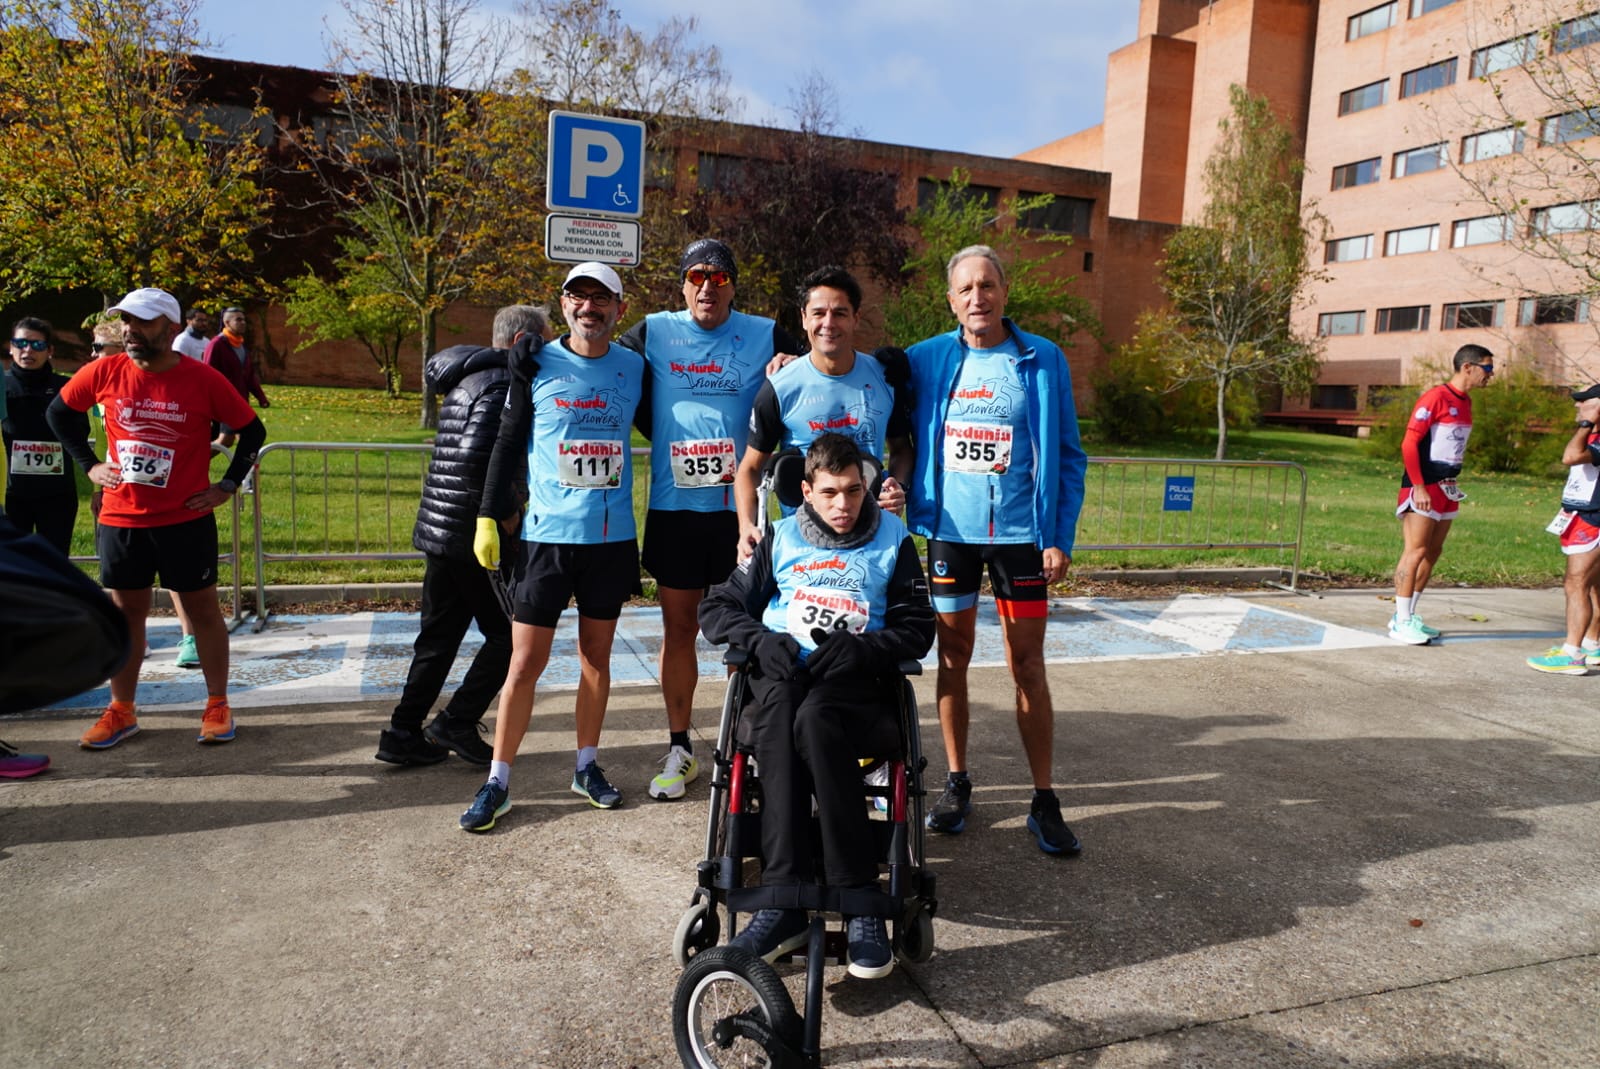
[943,421,1013,475]
[117,439,174,487]
[670,437,736,488]
[557,439,624,489]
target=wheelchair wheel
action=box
[895,903,935,964]
[672,898,722,967]
[673,946,800,1069]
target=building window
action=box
[645,148,676,190]
[1393,142,1448,178]
[1376,305,1431,332]
[1471,34,1540,77]
[1331,157,1382,190]
[1326,234,1374,262]
[1318,311,1366,336]
[1443,300,1504,329]
[1519,295,1590,325]
[916,177,999,211]
[1339,80,1388,116]
[1543,108,1600,144]
[1019,193,1094,236]
[1348,2,1397,40]
[1532,200,1600,235]
[1460,126,1524,163]
[696,152,746,192]
[1313,385,1360,409]
[1555,13,1600,53]
[1452,214,1514,247]
[1409,0,1458,15]
[1401,58,1457,99]
[1385,224,1440,256]
[185,104,271,146]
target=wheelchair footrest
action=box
[726,883,898,918]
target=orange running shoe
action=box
[197,699,235,744]
[80,704,139,750]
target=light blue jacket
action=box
[904,319,1087,555]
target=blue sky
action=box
[195,0,1140,159]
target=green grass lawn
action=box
[60,386,1566,591]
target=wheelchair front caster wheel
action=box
[673,946,801,1068]
[673,898,721,967]
[895,905,935,964]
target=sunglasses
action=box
[90,342,112,352]
[1475,363,1495,375]
[685,269,732,288]
[10,337,48,351]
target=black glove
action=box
[752,632,801,681]
[804,628,875,681]
[510,332,544,375]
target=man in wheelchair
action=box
[699,432,934,979]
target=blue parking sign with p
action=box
[546,111,646,219]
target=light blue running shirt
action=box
[753,352,896,461]
[934,337,1037,543]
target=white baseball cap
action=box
[108,287,183,324]
[562,262,624,299]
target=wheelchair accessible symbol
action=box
[613,185,632,208]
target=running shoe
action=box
[926,776,973,834]
[460,780,510,832]
[197,699,236,743]
[1387,615,1432,646]
[423,715,493,765]
[845,915,894,980]
[80,703,139,749]
[174,634,200,669]
[647,745,698,801]
[1027,793,1083,856]
[1411,616,1441,639]
[573,760,622,809]
[1582,645,1600,667]
[1526,648,1590,676]
[0,739,50,779]
[729,908,809,963]
[376,728,448,766]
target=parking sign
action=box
[546,110,646,220]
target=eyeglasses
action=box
[10,337,48,351]
[90,342,112,352]
[563,288,614,308]
[685,269,732,288]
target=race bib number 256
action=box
[117,439,174,488]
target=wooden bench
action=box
[1261,410,1375,437]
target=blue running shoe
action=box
[572,761,622,809]
[460,780,510,832]
[845,915,894,980]
[926,776,972,834]
[729,909,809,963]
[1027,793,1082,856]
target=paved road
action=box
[2,587,1596,1068]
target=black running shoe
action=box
[729,909,809,963]
[376,728,448,767]
[926,776,973,834]
[1027,793,1082,856]
[424,714,493,766]
[572,760,623,809]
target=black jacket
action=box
[414,345,512,559]
[699,497,935,677]
[4,364,85,500]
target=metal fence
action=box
[1075,457,1308,589]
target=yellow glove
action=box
[474,517,501,569]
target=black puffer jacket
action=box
[4,363,85,500]
[413,345,512,559]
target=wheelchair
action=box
[670,449,938,1069]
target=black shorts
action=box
[926,539,1048,620]
[98,513,219,593]
[641,509,739,590]
[513,540,642,627]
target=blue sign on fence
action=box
[1164,476,1195,511]
[546,110,646,219]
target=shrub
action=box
[1092,312,1255,444]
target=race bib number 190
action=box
[117,439,174,487]
[670,437,736,488]
[9,439,64,476]
[557,439,624,489]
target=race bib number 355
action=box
[670,437,736,488]
[557,439,624,489]
[117,439,174,487]
[785,586,869,640]
[943,421,1013,475]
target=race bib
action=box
[1428,425,1470,467]
[785,586,869,640]
[1562,463,1598,506]
[117,439,174,487]
[1548,509,1577,535]
[9,439,63,476]
[669,437,736,488]
[1439,478,1467,502]
[942,421,1013,475]
[556,439,624,489]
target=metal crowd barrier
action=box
[1075,457,1309,591]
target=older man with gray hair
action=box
[894,244,1088,856]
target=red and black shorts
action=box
[925,539,1049,620]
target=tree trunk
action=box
[1214,374,1229,461]
[418,307,438,429]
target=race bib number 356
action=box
[943,421,1013,475]
[785,586,869,640]
[670,437,736,488]
[557,439,624,489]
[117,439,174,487]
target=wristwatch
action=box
[218,478,239,494]
[1579,420,1595,429]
